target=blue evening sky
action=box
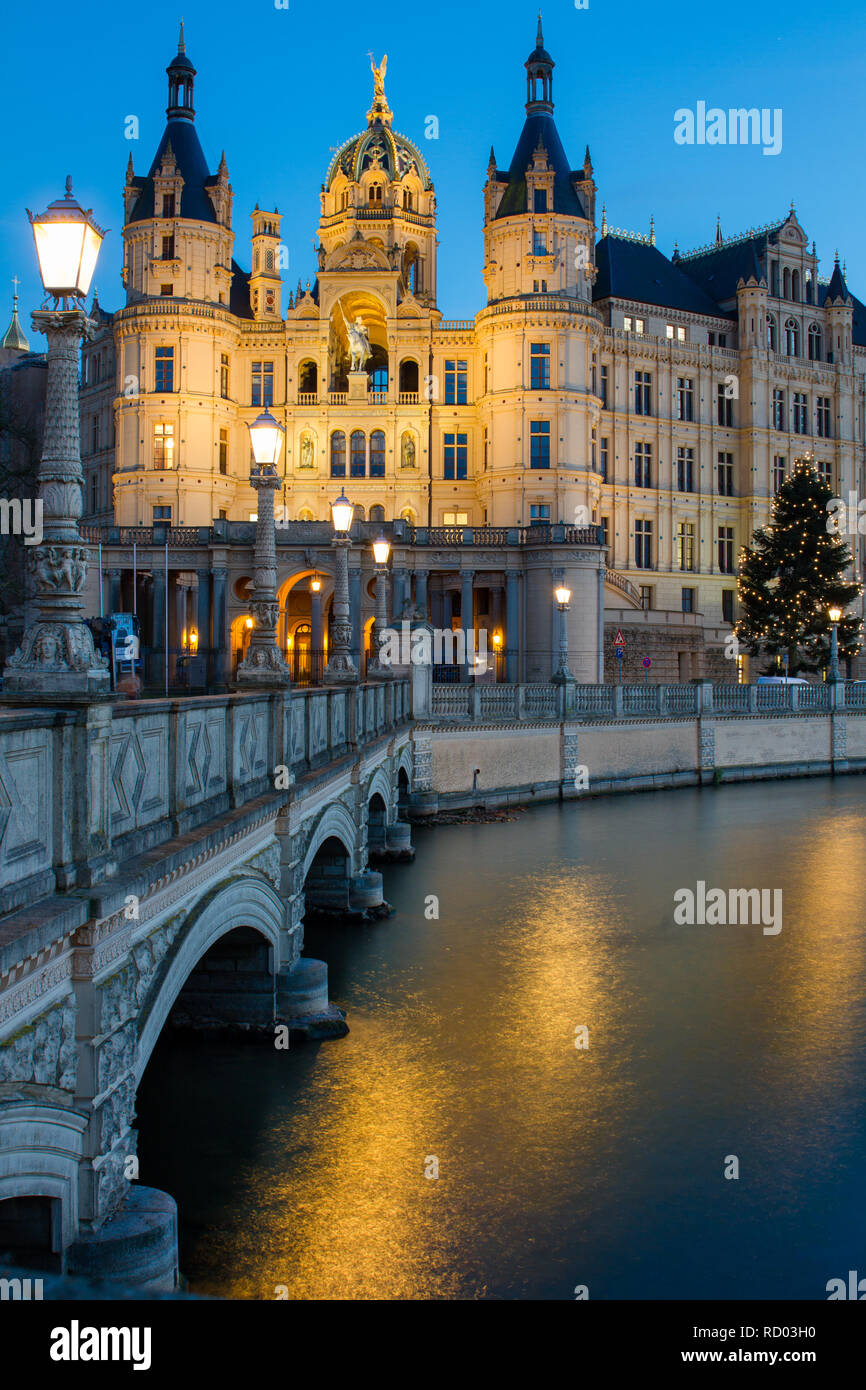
[1,0,864,326]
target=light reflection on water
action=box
[136,778,866,1299]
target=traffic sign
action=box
[642,657,652,669]
[615,647,624,660]
[613,629,626,648]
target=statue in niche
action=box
[338,303,371,372]
[299,431,315,469]
[401,432,416,469]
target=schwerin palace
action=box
[70,20,866,688]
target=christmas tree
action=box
[736,456,862,674]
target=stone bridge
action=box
[0,679,414,1290]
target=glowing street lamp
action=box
[828,605,843,683]
[367,535,393,680]
[248,407,284,470]
[28,176,105,306]
[3,178,110,698]
[331,488,354,536]
[324,491,357,683]
[552,583,574,683]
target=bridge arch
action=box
[366,765,396,821]
[136,876,285,1082]
[302,802,360,882]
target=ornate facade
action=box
[80,22,866,685]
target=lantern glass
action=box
[248,408,284,468]
[373,535,390,565]
[311,575,322,593]
[828,606,843,624]
[29,179,104,299]
[555,586,571,606]
[331,490,353,534]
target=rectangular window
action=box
[443,511,469,526]
[634,442,652,488]
[153,506,172,521]
[251,360,274,407]
[793,392,808,435]
[90,474,98,513]
[601,517,610,549]
[718,453,734,496]
[160,283,173,296]
[444,432,468,480]
[717,334,727,348]
[154,346,174,392]
[444,360,468,405]
[483,426,489,470]
[591,428,597,471]
[667,324,686,342]
[634,371,652,415]
[676,447,695,492]
[218,509,227,521]
[153,422,174,469]
[634,519,653,569]
[718,525,735,574]
[530,342,550,389]
[220,353,230,399]
[162,193,175,218]
[722,589,735,624]
[91,415,100,454]
[370,432,386,478]
[773,455,786,492]
[533,188,548,213]
[219,428,228,475]
[640,584,653,611]
[677,521,695,572]
[600,365,609,408]
[681,587,695,613]
[773,388,786,431]
[717,382,734,427]
[816,458,832,486]
[530,420,550,469]
[350,431,366,477]
[677,377,694,422]
[530,504,550,523]
[161,234,175,261]
[532,229,547,256]
[816,396,832,438]
[330,432,346,478]
[600,437,609,481]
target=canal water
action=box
[137,777,866,1300]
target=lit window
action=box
[153,423,174,469]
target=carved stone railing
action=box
[0,681,411,923]
[604,563,643,607]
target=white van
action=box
[755,675,809,685]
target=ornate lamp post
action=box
[236,408,291,686]
[324,489,358,684]
[4,177,110,699]
[366,534,393,679]
[552,584,575,682]
[828,605,843,683]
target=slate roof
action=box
[229,261,254,319]
[128,120,218,225]
[593,234,731,319]
[673,229,781,306]
[494,113,585,219]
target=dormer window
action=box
[534,188,548,213]
[162,193,175,218]
[162,234,175,261]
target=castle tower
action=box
[250,206,283,319]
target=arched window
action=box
[299,360,318,395]
[370,430,386,477]
[399,359,419,394]
[791,269,800,302]
[370,504,386,523]
[253,249,259,270]
[783,267,791,299]
[403,189,414,211]
[785,318,800,357]
[350,430,366,477]
[368,183,383,205]
[770,261,780,297]
[266,249,274,271]
[403,243,421,295]
[808,323,822,361]
[767,314,777,351]
[330,430,346,477]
